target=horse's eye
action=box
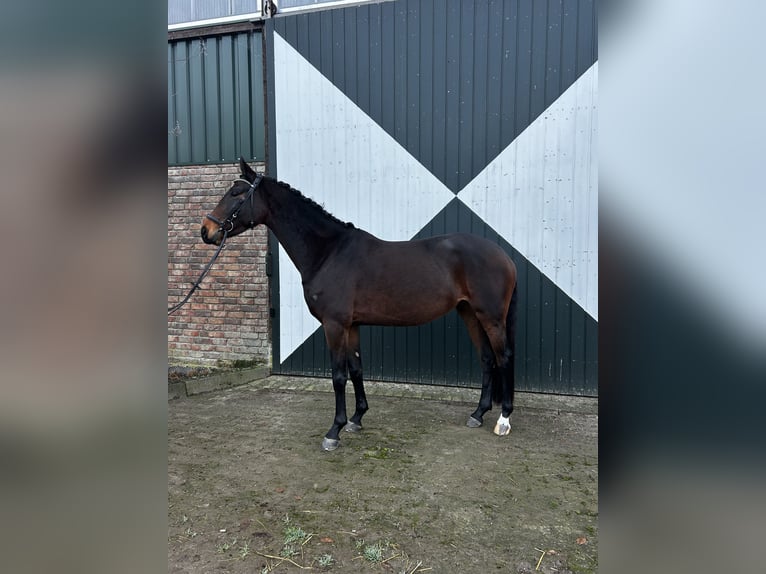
[231,187,245,197]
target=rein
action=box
[167,228,229,315]
[168,174,262,316]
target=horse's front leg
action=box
[345,326,368,433]
[322,322,349,451]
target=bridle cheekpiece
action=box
[205,174,263,232]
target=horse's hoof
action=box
[345,422,362,433]
[467,416,483,428]
[493,415,511,436]
[321,437,340,451]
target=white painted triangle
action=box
[273,33,455,362]
[458,63,598,319]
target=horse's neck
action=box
[263,184,347,280]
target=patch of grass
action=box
[239,542,251,559]
[279,515,312,559]
[355,540,398,564]
[283,524,309,545]
[363,446,394,460]
[317,553,334,567]
[362,542,385,563]
[216,538,238,554]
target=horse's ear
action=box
[239,157,255,179]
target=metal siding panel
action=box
[251,32,266,161]
[585,314,598,394]
[394,320,407,381]
[284,10,298,46]
[297,11,310,55]
[406,0,420,157]
[444,1,460,192]
[218,36,237,161]
[472,0,489,179]
[393,2,407,145]
[499,0,517,145]
[368,4,381,120]
[204,39,221,162]
[169,30,266,165]
[570,302,586,393]
[379,3,395,138]
[168,43,177,164]
[406,327,420,383]
[333,9,346,92]
[577,0,595,74]
[530,0,548,119]
[561,0,578,88]
[555,290,572,393]
[345,7,358,104]
[320,11,333,80]
[308,13,323,72]
[236,34,252,160]
[189,40,207,162]
[546,0,563,106]
[431,2,446,185]
[540,279,557,388]
[525,262,542,386]
[457,0,474,191]
[174,41,192,163]
[355,7,370,113]
[514,254,529,387]
[486,0,504,160]
[515,0,532,135]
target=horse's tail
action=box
[491,284,518,405]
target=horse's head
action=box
[201,158,267,245]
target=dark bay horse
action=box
[201,159,518,451]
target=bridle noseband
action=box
[205,174,263,232]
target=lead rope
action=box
[167,227,229,316]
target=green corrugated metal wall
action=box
[168,30,266,165]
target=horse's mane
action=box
[267,177,355,229]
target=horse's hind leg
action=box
[474,311,514,437]
[345,326,368,433]
[457,302,496,428]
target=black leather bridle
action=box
[168,174,263,316]
[204,174,263,232]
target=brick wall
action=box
[168,163,271,366]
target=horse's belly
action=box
[353,282,458,326]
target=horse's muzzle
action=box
[200,223,221,245]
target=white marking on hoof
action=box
[493,415,511,436]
